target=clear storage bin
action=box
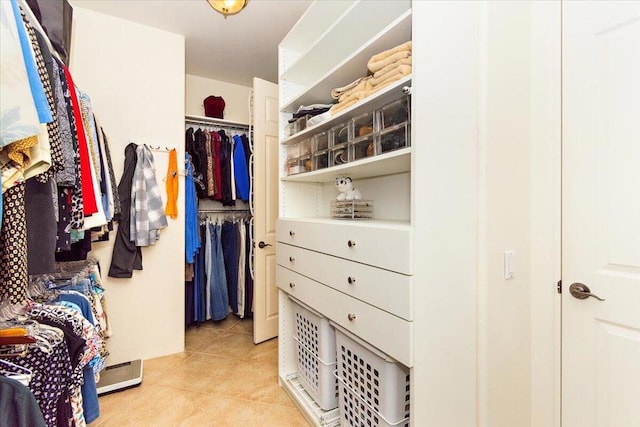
[291,297,338,411]
[331,122,352,147]
[378,122,410,154]
[299,138,312,156]
[330,143,350,166]
[378,96,410,130]
[330,199,374,220]
[350,134,375,161]
[335,327,410,427]
[300,154,313,173]
[313,150,329,171]
[286,144,299,161]
[312,131,330,152]
[351,111,376,139]
[285,158,303,175]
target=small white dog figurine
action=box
[335,176,362,201]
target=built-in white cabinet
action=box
[277,1,479,426]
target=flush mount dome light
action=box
[207,0,249,18]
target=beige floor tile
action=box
[96,384,205,427]
[185,326,226,352]
[90,327,310,426]
[178,395,271,426]
[197,316,241,331]
[228,318,253,335]
[198,332,278,361]
[263,404,313,427]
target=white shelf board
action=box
[185,114,249,128]
[281,76,412,146]
[281,373,341,427]
[282,147,411,183]
[280,0,411,86]
[279,1,353,54]
[280,10,412,114]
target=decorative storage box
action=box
[312,131,330,152]
[351,111,376,139]
[378,96,410,130]
[330,143,350,167]
[331,121,352,147]
[313,150,329,170]
[378,122,410,154]
[334,327,410,427]
[330,200,373,219]
[350,134,376,162]
[291,297,339,411]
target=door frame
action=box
[530,1,562,427]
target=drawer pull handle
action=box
[289,256,296,262]
[347,240,356,248]
[289,282,295,289]
[289,231,295,237]
[347,276,356,284]
[348,313,357,321]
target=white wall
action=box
[69,7,186,364]
[477,2,533,426]
[185,74,252,123]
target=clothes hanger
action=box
[0,358,33,386]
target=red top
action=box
[63,65,98,215]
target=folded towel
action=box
[329,98,361,115]
[373,57,412,79]
[370,65,412,87]
[368,50,411,74]
[368,41,412,65]
[338,77,374,103]
[331,76,368,100]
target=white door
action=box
[562,2,640,426]
[252,77,280,344]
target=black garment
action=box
[108,143,142,278]
[25,176,56,274]
[101,128,121,218]
[0,377,47,427]
[221,221,239,313]
[244,220,253,318]
[218,130,235,206]
[0,183,28,304]
[55,231,92,262]
[193,129,209,199]
[25,0,73,65]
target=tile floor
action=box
[88,317,311,427]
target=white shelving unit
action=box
[277,1,479,426]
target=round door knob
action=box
[289,282,295,288]
[347,240,356,248]
[289,231,295,237]
[289,256,296,262]
[347,313,356,321]
[347,276,356,284]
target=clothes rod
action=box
[198,208,251,213]
[185,115,250,130]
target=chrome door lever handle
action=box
[569,282,605,301]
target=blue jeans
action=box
[221,221,240,314]
[209,223,229,321]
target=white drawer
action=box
[277,266,413,367]
[277,218,412,274]
[277,243,413,320]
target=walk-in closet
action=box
[3,0,639,426]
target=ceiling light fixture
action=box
[207,0,249,19]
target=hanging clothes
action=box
[232,134,250,202]
[207,220,228,321]
[108,143,142,278]
[130,144,167,246]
